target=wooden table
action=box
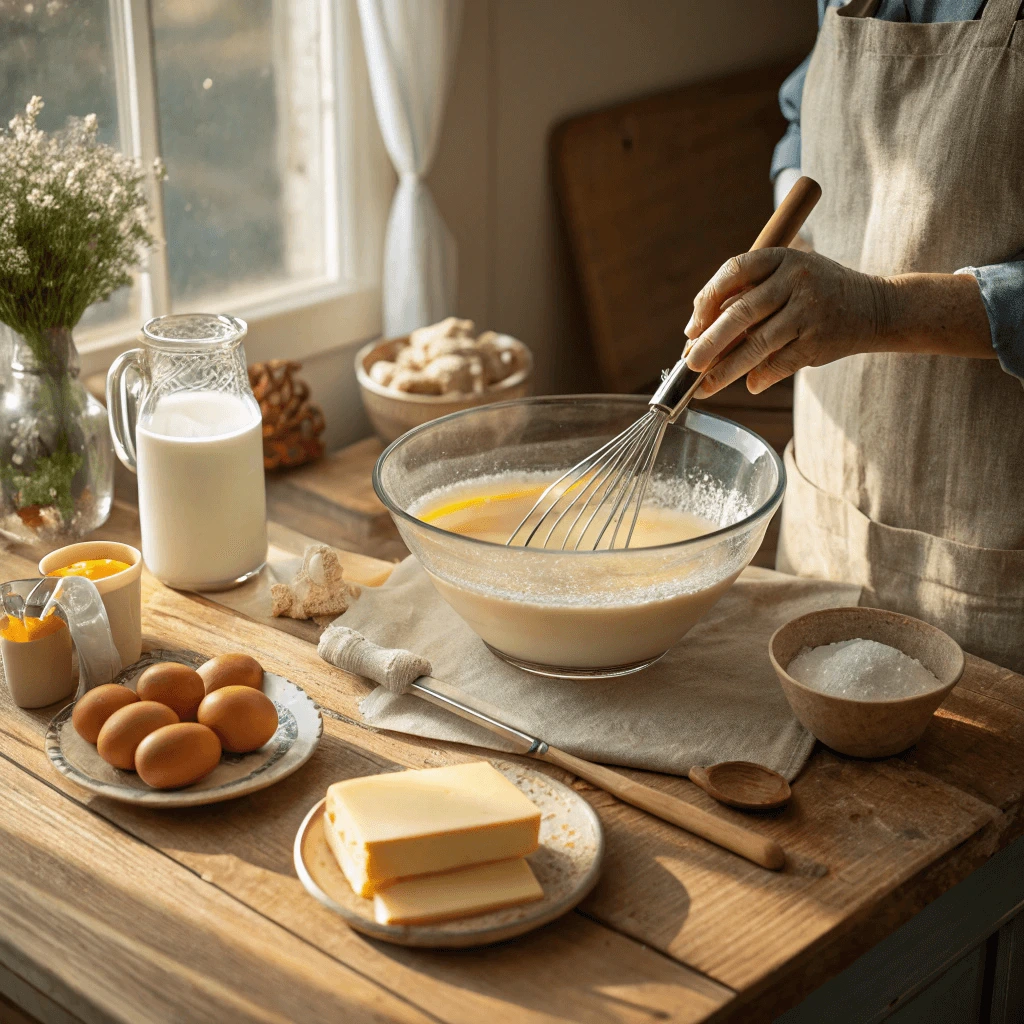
[2,460,1024,1023]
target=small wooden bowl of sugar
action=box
[769,607,964,758]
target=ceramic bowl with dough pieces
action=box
[770,606,964,758]
[356,335,533,444]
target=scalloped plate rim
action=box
[293,760,604,948]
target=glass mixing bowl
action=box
[374,396,785,679]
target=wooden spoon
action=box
[688,762,792,811]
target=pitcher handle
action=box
[106,347,146,473]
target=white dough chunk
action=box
[389,367,443,394]
[368,360,396,386]
[421,354,483,395]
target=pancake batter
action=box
[412,477,740,672]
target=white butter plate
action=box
[293,760,604,948]
[45,649,322,807]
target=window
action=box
[0,0,391,374]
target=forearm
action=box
[683,251,1000,399]
[877,273,996,360]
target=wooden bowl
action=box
[769,607,964,758]
[355,335,533,444]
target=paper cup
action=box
[39,542,143,668]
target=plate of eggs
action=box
[45,649,322,807]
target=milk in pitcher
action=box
[136,390,267,590]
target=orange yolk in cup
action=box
[0,614,66,643]
[47,558,131,581]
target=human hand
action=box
[683,248,890,396]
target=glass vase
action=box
[0,323,114,542]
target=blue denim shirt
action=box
[774,0,1024,382]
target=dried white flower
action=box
[0,96,156,360]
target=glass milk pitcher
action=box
[106,314,267,591]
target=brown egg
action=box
[135,723,222,790]
[72,684,139,744]
[136,662,205,722]
[96,701,180,770]
[197,685,279,753]
[197,653,265,694]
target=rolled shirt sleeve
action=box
[772,0,838,182]
[771,56,809,183]
[957,260,1024,385]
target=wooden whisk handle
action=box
[540,745,786,871]
[660,175,823,414]
[751,175,820,251]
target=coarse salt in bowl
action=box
[770,607,965,758]
[786,638,942,701]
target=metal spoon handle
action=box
[407,679,548,756]
[320,625,786,871]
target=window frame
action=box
[76,0,389,378]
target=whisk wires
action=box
[507,410,668,551]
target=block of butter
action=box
[324,761,541,897]
[373,857,544,925]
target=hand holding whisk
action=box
[508,175,821,551]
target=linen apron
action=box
[776,0,1024,671]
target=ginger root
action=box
[271,545,360,621]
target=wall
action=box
[431,0,818,396]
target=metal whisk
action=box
[508,176,821,551]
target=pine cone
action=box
[248,360,326,470]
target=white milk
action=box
[136,391,267,590]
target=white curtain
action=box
[356,0,464,338]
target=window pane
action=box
[0,0,137,330]
[152,0,329,307]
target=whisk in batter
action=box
[506,175,820,551]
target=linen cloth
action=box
[326,556,862,782]
[772,0,1024,383]
[777,0,1024,672]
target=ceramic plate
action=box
[293,759,604,948]
[45,649,322,807]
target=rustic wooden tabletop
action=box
[1,446,1023,1024]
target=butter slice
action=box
[374,857,543,925]
[324,762,541,897]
